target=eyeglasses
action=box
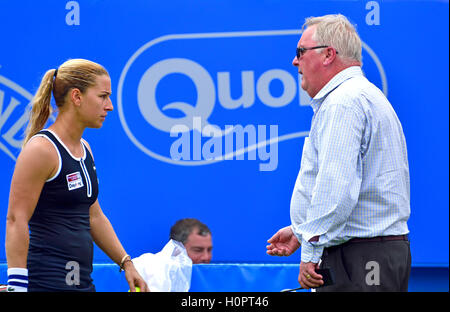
[296,46,338,59]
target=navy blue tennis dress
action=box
[27,129,99,292]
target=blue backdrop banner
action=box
[0,0,448,267]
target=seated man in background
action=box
[170,218,213,264]
[130,218,213,291]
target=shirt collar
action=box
[309,66,364,113]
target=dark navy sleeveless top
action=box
[27,129,99,292]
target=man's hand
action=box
[298,262,323,289]
[266,226,300,256]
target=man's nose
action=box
[200,251,211,263]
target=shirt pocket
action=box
[299,137,316,174]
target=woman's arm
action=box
[84,138,148,291]
[90,200,149,292]
[89,200,128,265]
[5,137,57,268]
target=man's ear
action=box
[323,47,337,66]
[70,88,83,107]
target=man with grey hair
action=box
[170,218,213,264]
[266,14,411,291]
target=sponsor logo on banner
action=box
[0,73,34,161]
[118,30,387,171]
[0,73,57,162]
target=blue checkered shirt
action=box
[290,66,410,263]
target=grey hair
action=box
[170,218,211,244]
[302,14,362,65]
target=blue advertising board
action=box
[0,0,448,267]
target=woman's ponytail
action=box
[22,69,56,146]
